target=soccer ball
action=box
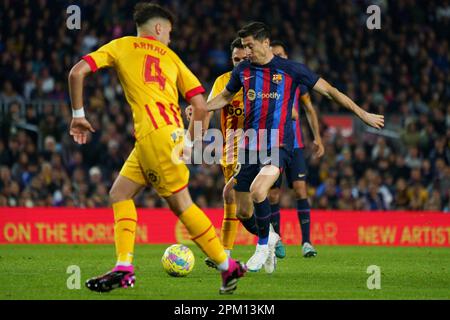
[161,244,195,277]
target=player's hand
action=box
[180,143,192,163]
[70,117,95,144]
[179,134,194,163]
[185,105,193,121]
[312,140,324,158]
[361,112,384,129]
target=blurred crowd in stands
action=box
[0,0,449,211]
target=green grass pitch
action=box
[1,244,449,300]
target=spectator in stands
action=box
[400,120,421,150]
[371,137,391,161]
[0,0,447,211]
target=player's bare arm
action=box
[184,106,214,128]
[312,78,384,129]
[186,94,209,142]
[301,93,324,158]
[206,88,236,112]
[68,60,95,145]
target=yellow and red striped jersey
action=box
[83,36,204,141]
[208,71,244,165]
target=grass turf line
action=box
[0,244,449,300]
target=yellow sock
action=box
[113,200,137,264]
[179,204,227,265]
[221,203,238,251]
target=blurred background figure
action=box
[0,0,448,211]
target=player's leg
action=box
[142,126,246,294]
[221,164,239,257]
[86,149,146,292]
[289,148,317,257]
[235,190,257,235]
[268,187,281,235]
[292,180,317,257]
[268,186,286,259]
[250,164,280,244]
[247,165,281,272]
[110,175,145,266]
[204,186,255,270]
[165,185,246,294]
[232,161,258,236]
[165,188,229,268]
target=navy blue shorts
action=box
[271,148,307,189]
[234,148,291,193]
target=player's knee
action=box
[109,188,129,204]
[166,188,194,216]
[235,200,253,220]
[236,209,252,220]
[250,188,267,203]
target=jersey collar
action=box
[141,35,157,41]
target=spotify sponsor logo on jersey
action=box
[247,89,280,101]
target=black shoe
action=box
[85,266,135,293]
[204,257,218,269]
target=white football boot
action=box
[264,225,281,274]
[247,244,269,272]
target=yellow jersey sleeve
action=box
[82,40,119,72]
[172,54,205,102]
[207,74,227,102]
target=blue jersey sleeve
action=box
[299,84,309,96]
[225,64,243,93]
[293,62,320,89]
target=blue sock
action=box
[297,198,311,244]
[270,203,280,234]
[254,198,271,245]
[239,213,258,236]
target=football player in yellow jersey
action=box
[207,38,246,258]
[186,38,248,264]
[67,3,246,295]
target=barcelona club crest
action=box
[272,74,283,84]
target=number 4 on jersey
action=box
[143,55,166,90]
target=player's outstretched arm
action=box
[68,60,91,109]
[312,78,384,129]
[301,93,324,158]
[206,88,235,112]
[68,60,95,144]
[184,106,214,129]
[185,87,234,119]
[187,94,209,143]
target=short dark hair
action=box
[237,22,271,41]
[230,37,244,52]
[133,2,174,27]
[270,40,288,55]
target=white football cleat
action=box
[247,244,269,272]
[264,226,280,274]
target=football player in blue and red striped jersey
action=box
[206,22,384,273]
